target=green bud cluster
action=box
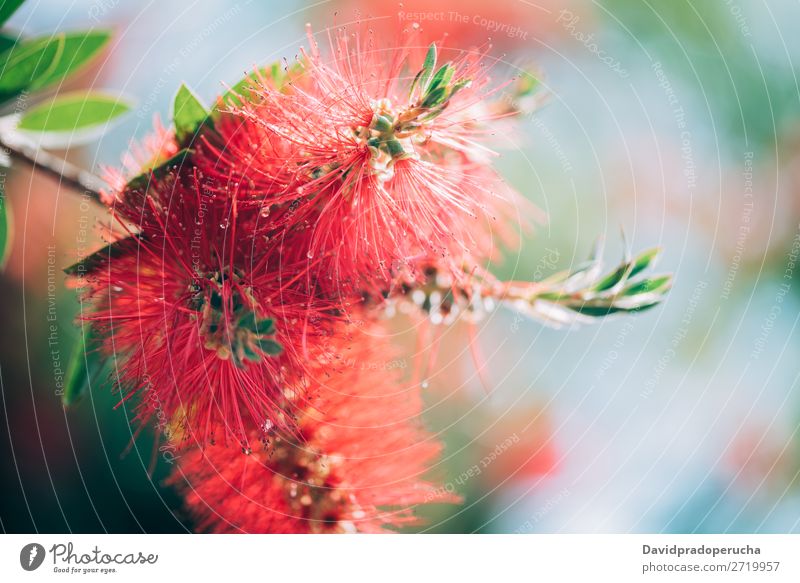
[190,270,283,367]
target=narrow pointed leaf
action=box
[173,83,210,145]
[570,304,627,317]
[255,318,275,335]
[0,0,24,27]
[63,236,137,276]
[0,32,17,54]
[571,304,635,317]
[629,247,661,279]
[63,324,105,406]
[412,43,437,96]
[408,67,424,98]
[242,343,261,363]
[623,275,672,296]
[421,86,446,108]
[426,64,453,96]
[256,337,283,356]
[593,261,634,292]
[0,184,11,270]
[238,311,258,331]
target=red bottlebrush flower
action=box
[72,139,341,447]
[170,330,456,533]
[205,27,532,297]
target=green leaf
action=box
[31,30,111,89]
[629,247,661,279]
[63,324,105,406]
[238,310,258,332]
[256,337,283,356]
[419,43,436,90]
[18,91,130,133]
[63,236,137,276]
[126,148,191,191]
[623,275,672,296]
[0,32,17,54]
[173,83,210,145]
[570,304,648,317]
[0,33,64,102]
[593,261,633,292]
[410,43,437,98]
[421,86,446,108]
[408,68,424,99]
[426,64,453,96]
[239,314,276,336]
[0,0,25,27]
[255,318,275,335]
[0,184,11,270]
[570,304,627,317]
[242,342,261,363]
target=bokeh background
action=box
[2,0,800,533]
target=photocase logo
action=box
[19,543,46,571]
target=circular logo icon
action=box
[19,543,46,571]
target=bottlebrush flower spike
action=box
[68,131,341,447]
[208,28,534,296]
[171,331,456,533]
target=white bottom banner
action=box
[1,534,797,582]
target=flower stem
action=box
[0,133,106,204]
